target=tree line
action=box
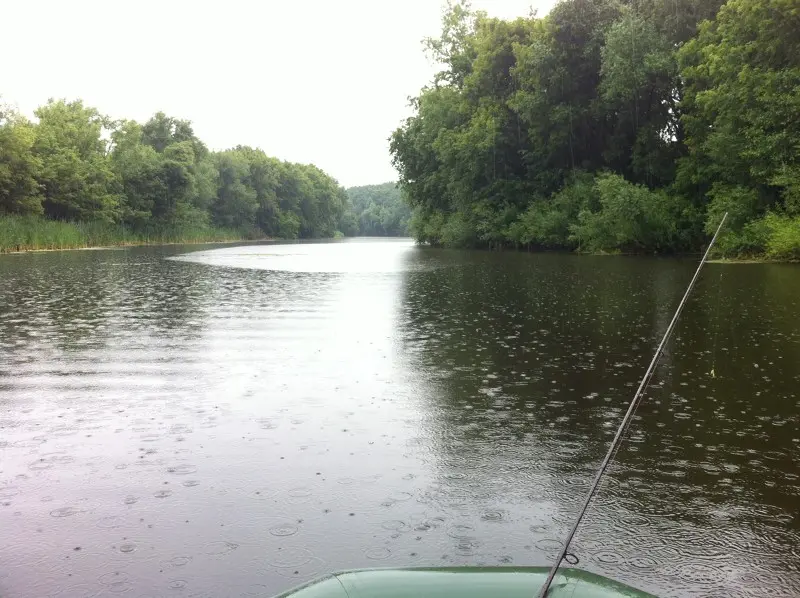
[0,99,350,240]
[390,0,800,259]
[345,183,411,236]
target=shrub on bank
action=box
[712,213,800,261]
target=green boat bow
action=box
[274,567,656,598]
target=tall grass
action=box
[0,216,256,253]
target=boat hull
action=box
[274,567,656,598]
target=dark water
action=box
[1,239,798,598]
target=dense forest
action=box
[390,0,800,259]
[346,183,411,236]
[0,99,350,249]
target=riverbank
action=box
[419,240,798,263]
[707,257,799,264]
[0,216,260,253]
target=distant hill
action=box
[345,182,411,237]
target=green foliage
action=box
[0,97,347,249]
[212,150,258,230]
[704,184,761,235]
[678,0,800,219]
[0,105,43,215]
[770,165,800,215]
[714,213,800,260]
[346,183,410,236]
[337,209,359,237]
[440,211,477,248]
[472,199,517,246]
[714,217,771,257]
[33,99,119,222]
[276,210,301,239]
[141,112,208,160]
[0,214,246,253]
[391,0,799,260]
[409,207,446,246]
[600,12,682,187]
[507,172,593,248]
[763,214,800,260]
[424,0,480,87]
[570,174,691,253]
[110,121,162,227]
[112,112,217,231]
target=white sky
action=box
[2,0,556,187]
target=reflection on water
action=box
[170,237,421,273]
[0,240,798,598]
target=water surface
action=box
[1,239,798,597]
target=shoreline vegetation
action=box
[1,209,796,262]
[0,101,362,250]
[390,0,800,262]
[0,215,262,253]
[1,214,794,263]
[0,179,417,253]
[346,183,411,237]
[0,179,414,253]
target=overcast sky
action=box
[2,0,557,187]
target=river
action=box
[0,238,798,598]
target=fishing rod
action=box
[537,213,729,598]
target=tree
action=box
[2,97,349,241]
[425,0,480,88]
[141,112,207,161]
[110,120,163,227]
[337,204,360,237]
[212,150,258,230]
[233,146,283,237]
[347,183,411,236]
[513,0,621,179]
[118,112,218,229]
[391,0,798,257]
[33,99,119,222]
[679,0,800,234]
[0,104,43,215]
[600,11,682,187]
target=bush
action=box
[409,207,447,245]
[714,219,770,256]
[569,173,693,253]
[712,213,800,260]
[507,172,594,249]
[276,211,301,239]
[440,212,477,248]
[705,184,762,235]
[763,213,800,260]
[471,201,518,247]
[507,201,570,248]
